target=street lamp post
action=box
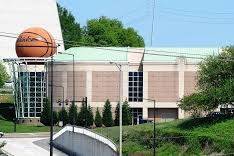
[143,98,156,156]
[50,55,54,156]
[110,61,122,156]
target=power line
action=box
[1,32,234,62]
[160,10,234,21]
[159,6,234,15]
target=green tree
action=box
[94,108,102,127]
[68,102,78,125]
[82,16,145,47]
[0,62,9,88]
[114,102,120,126]
[87,106,94,127]
[53,111,59,125]
[122,101,132,125]
[102,99,113,127]
[40,98,51,126]
[57,4,81,49]
[179,46,234,114]
[77,101,87,127]
[58,107,69,126]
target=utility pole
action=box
[50,56,54,156]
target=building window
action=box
[128,72,143,102]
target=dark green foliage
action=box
[114,101,132,126]
[58,108,69,126]
[102,99,113,127]
[82,16,145,47]
[94,108,102,127]
[40,98,51,126]
[114,102,120,126]
[0,62,9,88]
[57,4,81,49]
[87,106,94,127]
[68,102,78,125]
[122,101,132,125]
[0,103,15,121]
[180,46,234,113]
[77,101,87,127]
[53,111,59,125]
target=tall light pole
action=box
[110,61,122,156]
[58,52,75,104]
[50,55,54,156]
[143,98,156,156]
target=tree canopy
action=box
[82,16,145,47]
[57,4,81,49]
[179,46,234,114]
[57,4,145,48]
[0,62,9,88]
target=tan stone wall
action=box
[67,71,86,101]
[92,71,120,102]
[148,71,179,102]
[184,71,197,96]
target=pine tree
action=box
[114,102,120,126]
[58,107,69,126]
[87,106,94,127]
[122,101,132,125]
[53,111,59,125]
[68,102,78,125]
[77,101,87,127]
[95,108,102,127]
[102,99,113,127]
[40,98,51,126]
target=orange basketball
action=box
[16,27,57,57]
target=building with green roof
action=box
[50,47,221,124]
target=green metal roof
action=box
[54,47,128,62]
[143,47,219,62]
[54,47,220,63]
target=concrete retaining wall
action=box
[53,126,117,156]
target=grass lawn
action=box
[94,116,234,155]
[0,119,61,133]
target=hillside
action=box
[94,116,234,155]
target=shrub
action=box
[68,102,78,125]
[114,102,120,126]
[95,108,102,127]
[77,100,87,127]
[87,106,94,127]
[102,99,113,127]
[53,111,59,125]
[122,101,132,125]
[58,107,69,126]
[40,98,51,126]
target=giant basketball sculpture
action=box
[16,27,57,57]
[10,27,57,124]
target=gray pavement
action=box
[0,137,67,156]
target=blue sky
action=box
[57,0,234,47]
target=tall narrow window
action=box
[128,72,143,102]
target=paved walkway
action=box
[0,137,67,156]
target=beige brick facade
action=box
[184,71,197,96]
[148,71,179,102]
[92,71,120,102]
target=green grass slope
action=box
[94,116,234,155]
[0,119,61,133]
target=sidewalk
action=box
[0,137,67,156]
[3,132,50,138]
